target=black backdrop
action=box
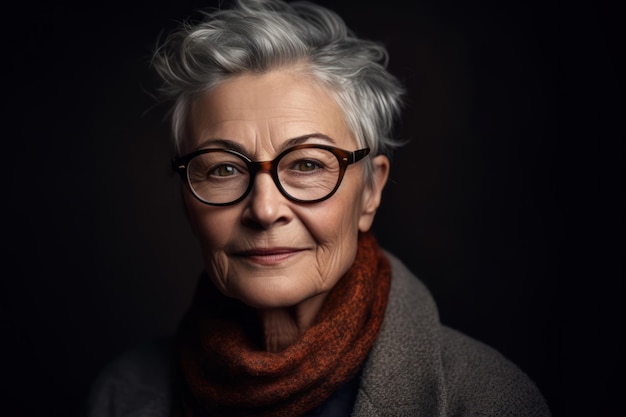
[3,1,622,416]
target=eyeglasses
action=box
[172,144,370,206]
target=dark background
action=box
[3,0,622,416]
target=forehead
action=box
[186,70,355,155]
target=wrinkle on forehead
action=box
[186,70,355,159]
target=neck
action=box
[258,293,328,352]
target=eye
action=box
[293,159,322,172]
[211,164,239,177]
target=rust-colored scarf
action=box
[172,232,391,417]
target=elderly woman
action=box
[87,0,550,416]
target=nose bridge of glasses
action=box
[249,160,282,193]
[249,159,278,184]
[251,160,275,174]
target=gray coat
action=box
[86,252,551,416]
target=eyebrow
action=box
[194,133,336,155]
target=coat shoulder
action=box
[440,326,551,416]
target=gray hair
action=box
[152,0,405,182]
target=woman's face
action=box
[183,69,388,309]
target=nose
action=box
[242,171,292,229]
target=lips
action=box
[232,247,306,266]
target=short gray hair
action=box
[152,0,405,181]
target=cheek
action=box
[304,194,361,243]
[184,193,238,293]
[184,193,237,248]
[301,184,364,283]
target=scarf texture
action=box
[172,231,391,417]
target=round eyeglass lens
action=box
[277,147,341,201]
[186,151,250,204]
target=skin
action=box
[183,68,389,351]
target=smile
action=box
[232,248,306,266]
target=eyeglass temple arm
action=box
[171,157,188,178]
[350,148,371,164]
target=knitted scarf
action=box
[172,231,391,417]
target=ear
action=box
[358,155,390,232]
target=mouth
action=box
[232,248,306,266]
